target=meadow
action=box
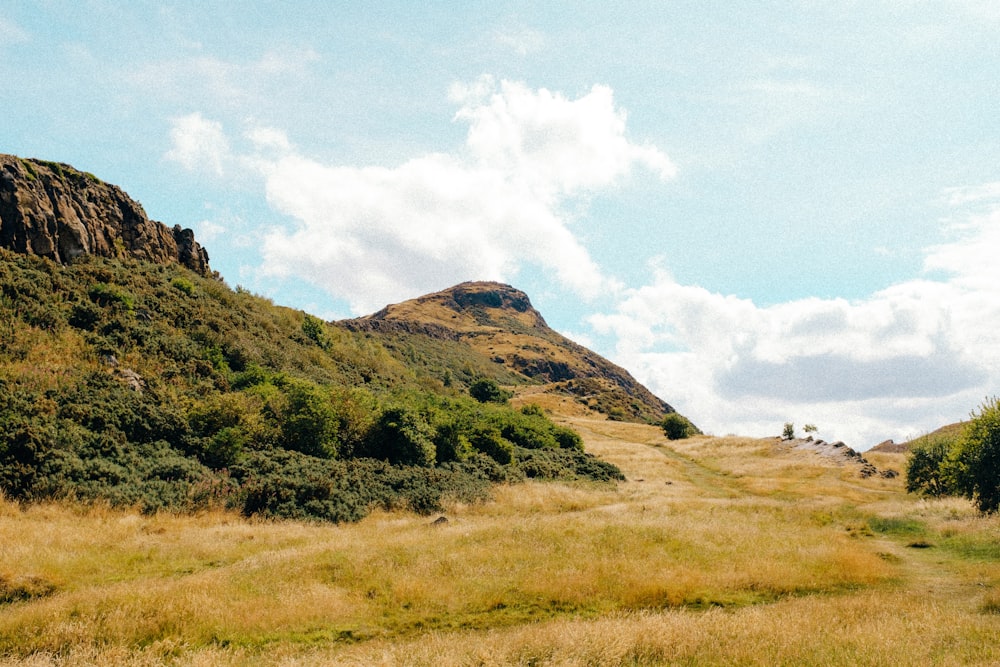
[2,416,999,666]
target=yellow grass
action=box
[1,418,999,665]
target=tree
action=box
[905,434,957,498]
[950,398,1000,513]
[782,422,795,440]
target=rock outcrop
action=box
[0,154,212,276]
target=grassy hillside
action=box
[1,421,998,665]
[343,281,681,423]
[0,250,621,521]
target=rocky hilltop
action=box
[0,154,211,276]
[343,281,679,423]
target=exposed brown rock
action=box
[0,154,212,276]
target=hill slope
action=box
[342,281,678,423]
[0,154,698,520]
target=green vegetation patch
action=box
[866,516,928,538]
[0,251,621,522]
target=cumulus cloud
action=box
[451,77,677,193]
[592,205,1000,447]
[165,77,669,314]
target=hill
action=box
[341,281,678,423]
[0,154,699,521]
[870,421,967,453]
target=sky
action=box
[3,1,1000,448]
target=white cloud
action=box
[940,181,1000,207]
[212,77,672,314]
[164,112,231,176]
[192,219,225,244]
[451,77,677,194]
[246,125,293,154]
[592,207,1000,447]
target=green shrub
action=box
[363,406,438,467]
[171,277,195,296]
[88,283,134,312]
[470,377,512,404]
[551,424,584,450]
[301,314,329,348]
[516,446,624,482]
[662,413,696,440]
[280,381,340,458]
[466,423,513,464]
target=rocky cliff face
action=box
[0,155,212,276]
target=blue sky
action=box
[3,1,1000,447]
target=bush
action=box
[88,283,134,312]
[662,413,696,440]
[363,406,437,467]
[171,277,196,296]
[469,377,512,404]
[301,314,328,349]
[280,381,340,458]
[465,423,513,464]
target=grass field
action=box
[2,417,999,666]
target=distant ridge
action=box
[0,154,212,276]
[871,421,967,453]
[342,281,681,423]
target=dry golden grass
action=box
[1,418,999,666]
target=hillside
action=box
[342,281,678,423]
[0,154,702,520]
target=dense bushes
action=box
[0,251,622,521]
[906,398,1000,513]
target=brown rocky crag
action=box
[0,154,212,276]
